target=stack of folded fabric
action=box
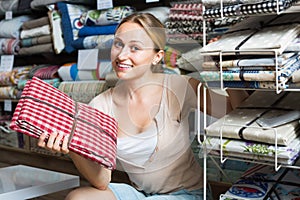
[19,16,54,55]
[198,13,300,90]
[203,0,297,19]
[58,60,113,81]
[165,3,203,44]
[205,90,300,165]
[0,15,33,55]
[72,6,135,50]
[0,65,32,99]
[56,3,134,53]
[10,77,118,169]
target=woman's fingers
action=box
[37,132,48,148]
[37,131,70,154]
[53,132,64,151]
[61,134,70,154]
[46,131,58,150]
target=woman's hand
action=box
[37,132,70,154]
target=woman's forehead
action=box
[115,22,152,42]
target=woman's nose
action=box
[117,46,130,59]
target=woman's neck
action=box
[114,72,164,101]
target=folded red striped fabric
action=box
[10,76,118,170]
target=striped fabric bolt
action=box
[10,76,118,170]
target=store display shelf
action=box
[199,49,300,94]
[202,0,299,20]
[197,83,300,199]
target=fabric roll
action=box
[57,62,76,81]
[0,38,20,55]
[17,78,61,89]
[28,64,60,79]
[58,61,113,81]
[0,66,32,86]
[0,15,33,38]
[10,77,118,170]
[21,35,52,47]
[0,86,18,98]
[20,24,51,39]
[72,35,113,50]
[78,24,117,37]
[58,81,108,103]
[80,6,135,26]
[18,43,54,55]
[21,16,50,30]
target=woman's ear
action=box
[152,49,164,65]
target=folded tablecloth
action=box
[205,91,300,145]
[206,136,300,165]
[10,76,118,170]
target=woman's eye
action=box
[113,41,123,48]
[130,46,141,52]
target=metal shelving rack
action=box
[198,0,300,198]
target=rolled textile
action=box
[28,64,60,79]
[21,35,52,47]
[18,43,54,55]
[17,78,61,89]
[0,86,18,98]
[20,24,51,39]
[0,38,20,55]
[78,24,117,37]
[57,62,76,81]
[80,6,135,26]
[58,80,108,103]
[10,77,118,169]
[0,66,32,86]
[21,16,50,30]
[72,34,113,50]
[58,61,113,81]
[0,15,33,38]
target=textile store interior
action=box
[0,0,300,199]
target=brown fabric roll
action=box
[21,16,50,30]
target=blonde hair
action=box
[116,13,166,52]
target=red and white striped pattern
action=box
[10,76,118,170]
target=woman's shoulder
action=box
[88,88,113,114]
[164,74,192,91]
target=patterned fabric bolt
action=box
[10,76,118,170]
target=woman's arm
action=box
[37,132,112,190]
[69,152,112,190]
[188,77,249,118]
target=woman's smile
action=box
[117,62,132,70]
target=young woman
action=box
[38,13,248,200]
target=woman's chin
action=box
[115,71,129,80]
